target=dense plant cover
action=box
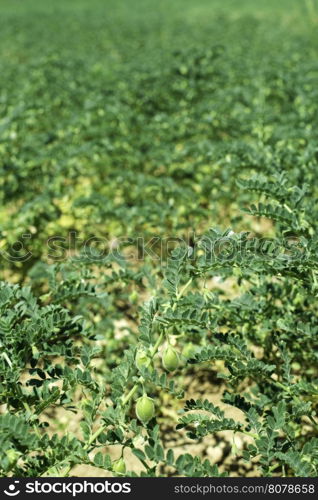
[0,0,317,477]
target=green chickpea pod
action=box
[162,345,179,372]
[112,457,126,475]
[136,394,155,423]
[135,349,151,371]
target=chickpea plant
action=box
[0,175,318,477]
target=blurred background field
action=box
[1,0,317,280]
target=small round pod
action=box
[182,342,199,360]
[129,289,139,304]
[135,350,151,371]
[6,449,19,465]
[162,345,180,372]
[136,394,155,424]
[112,457,126,475]
[80,398,91,411]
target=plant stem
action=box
[240,430,258,440]
[55,331,166,477]
[176,278,193,301]
[59,425,108,477]
[308,414,318,429]
[122,330,164,406]
[22,401,42,440]
[150,331,164,359]
[122,384,140,406]
[2,352,12,368]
